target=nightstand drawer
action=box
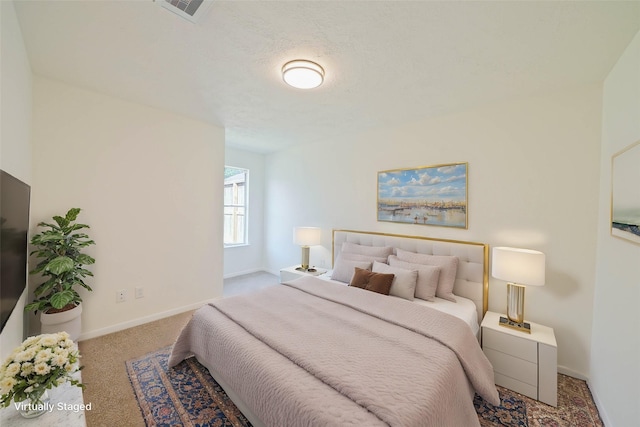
[483,328,537,363]
[481,312,557,407]
[484,347,537,386]
[494,372,538,400]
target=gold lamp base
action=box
[499,316,531,333]
[296,246,316,272]
[501,283,531,333]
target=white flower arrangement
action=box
[0,332,83,407]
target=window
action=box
[224,166,248,246]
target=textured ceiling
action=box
[13,1,640,153]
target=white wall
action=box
[591,30,640,426]
[31,77,225,340]
[265,84,602,378]
[0,1,32,358]
[224,147,266,277]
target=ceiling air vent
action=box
[157,0,214,23]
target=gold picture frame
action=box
[377,162,468,229]
[611,140,640,245]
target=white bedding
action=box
[318,271,480,336]
[414,295,480,336]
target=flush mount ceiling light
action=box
[282,60,325,89]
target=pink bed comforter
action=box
[170,276,499,426]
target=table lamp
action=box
[293,227,321,272]
[491,246,545,333]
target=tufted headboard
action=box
[332,229,489,324]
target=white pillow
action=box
[395,248,459,302]
[331,255,372,283]
[388,256,440,302]
[341,242,394,258]
[372,261,418,301]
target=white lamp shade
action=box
[282,60,324,89]
[293,227,321,246]
[492,247,545,286]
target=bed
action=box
[169,230,499,426]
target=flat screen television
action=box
[1,170,31,332]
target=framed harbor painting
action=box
[611,140,640,245]
[377,162,468,229]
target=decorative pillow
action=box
[388,256,441,302]
[339,252,389,264]
[372,261,418,301]
[349,267,394,295]
[341,242,394,259]
[331,254,372,283]
[395,248,459,302]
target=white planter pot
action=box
[40,303,82,341]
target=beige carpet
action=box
[78,310,195,427]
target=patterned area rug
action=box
[126,346,251,426]
[489,377,604,427]
[126,346,603,427]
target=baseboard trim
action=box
[557,365,588,381]
[223,268,264,279]
[587,380,611,426]
[77,298,221,342]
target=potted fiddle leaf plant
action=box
[25,208,95,340]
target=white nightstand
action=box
[279,265,327,283]
[481,311,557,406]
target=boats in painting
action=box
[378,163,467,229]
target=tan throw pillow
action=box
[395,249,459,302]
[388,256,441,302]
[349,268,395,295]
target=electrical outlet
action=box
[116,289,127,303]
[135,287,144,299]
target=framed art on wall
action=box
[377,162,468,229]
[611,140,640,245]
